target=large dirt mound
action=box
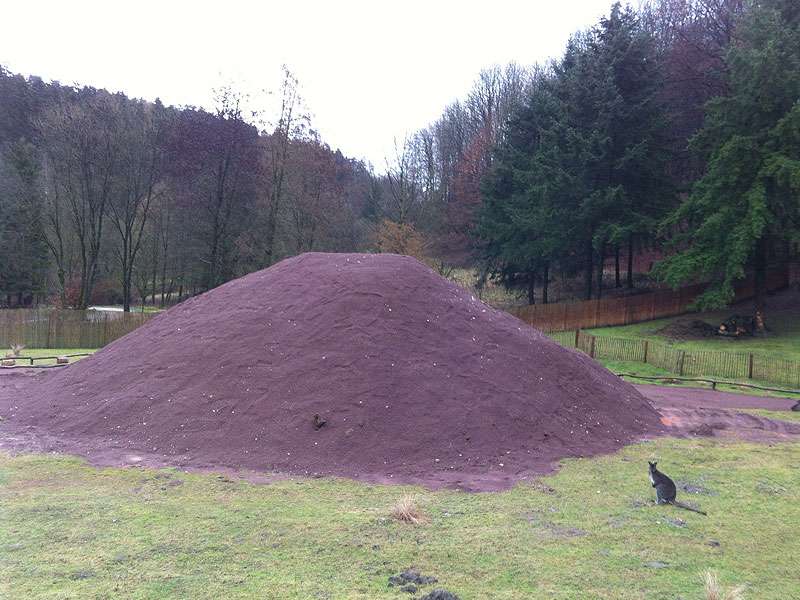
[6,253,664,489]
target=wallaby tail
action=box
[671,501,707,516]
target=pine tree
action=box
[0,140,48,304]
[656,0,800,329]
[478,3,671,302]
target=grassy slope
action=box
[2,436,799,599]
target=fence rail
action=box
[0,309,153,349]
[615,372,800,396]
[551,330,800,389]
[511,268,789,332]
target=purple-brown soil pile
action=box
[2,253,664,489]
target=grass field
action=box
[2,435,799,599]
[4,348,96,367]
[587,302,800,362]
[597,359,800,399]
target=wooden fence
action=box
[510,268,789,332]
[0,309,154,349]
[548,330,800,389]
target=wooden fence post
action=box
[46,311,54,349]
[589,335,596,359]
[574,329,580,348]
[748,353,754,379]
[643,340,649,364]
[678,350,686,376]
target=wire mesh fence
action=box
[550,330,800,389]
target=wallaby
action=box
[648,461,707,516]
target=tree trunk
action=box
[585,239,594,300]
[597,242,605,300]
[754,237,767,333]
[160,264,168,308]
[56,268,66,307]
[542,263,549,304]
[627,234,634,289]
[527,273,536,305]
[615,246,621,288]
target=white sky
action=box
[2,0,626,169]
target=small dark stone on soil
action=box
[400,583,417,593]
[678,480,716,496]
[388,569,438,587]
[707,539,721,547]
[69,570,94,580]
[418,590,461,600]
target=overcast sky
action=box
[2,0,628,168]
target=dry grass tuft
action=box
[704,570,745,600]
[390,494,427,524]
[9,343,25,357]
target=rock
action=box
[1,359,15,367]
[644,561,669,569]
[418,591,461,600]
[400,583,417,593]
[69,569,94,580]
[56,356,69,364]
[388,569,438,587]
[678,480,717,496]
[707,539,721,547]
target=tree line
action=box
[1,0,798,324]
[0,68,378,309]
[476,0,798,327]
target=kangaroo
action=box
[648,461,707,515]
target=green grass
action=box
[587,305,800,362]
[2,438,799,599]
[449,268,522,307]
[129,306,165,314]
[740,408,800,423]
[5,348,96,367]
[598,359,800,399]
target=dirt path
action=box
[635,384,800,442]
[634,384,798,411]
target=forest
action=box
[0,0,797,323]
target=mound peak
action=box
[10,253,663,490]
